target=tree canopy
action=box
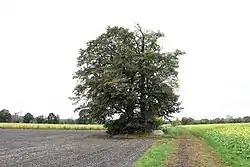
[0,109,12,122]
[36,115,46,123]
[77,110,97,124]
[47,113,59,124]
[71,24,184,134]
[23,112,34,123]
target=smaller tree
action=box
[47,113,59,124]
[181,117,195,125]
[233,117,242,123]
[23,113,34,123]
[242,116,250,123]
[187,117,195,124]
[200,119,210,124]
[56,114,60,123]
[211,118,222,124]
[36,115,46,123]
[225,115,234,123]
[0,109,12,122]
[60,118,75,124]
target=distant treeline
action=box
[0,109,96,124]
[2,109,250,125]
[174,115,250,125]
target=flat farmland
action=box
[0,129,155,167]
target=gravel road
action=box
[0,129,155,167]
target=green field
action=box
[185,123,250,167]
[0,123,104,130]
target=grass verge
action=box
[133,126,187,167]
[0,123,105,130]
[133,138,174,167]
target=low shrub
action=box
[104,115,163,135]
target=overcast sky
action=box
[1,0,250,119]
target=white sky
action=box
[1,0,250,119]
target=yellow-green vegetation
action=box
[185,123,250,167]
[133,126,187,167]
[0,123,104,130]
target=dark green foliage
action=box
[0,109,12,122]
[104,114,162,135]
[60,118,75,124]
[55,115,59,124]
[71,24,184,134]
[180,116,250,125]
[211,118,223,124]
[77,117,96,124]
[47,113,59,124]
[199,119,210,124]
[181,117,195,125]
[23,113,34,123]
[242,116,250,123]
[77,110,96,124]
[36,115,46,123]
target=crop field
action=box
[185,123,250,167]
[0,123,104,130]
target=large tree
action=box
[71,24,184,134]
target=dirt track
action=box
[166,135,231,167]
[0,129,154,167]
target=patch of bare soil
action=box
[166,135,231,167]
[0,129,155,167]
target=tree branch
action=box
[135,23,145,53]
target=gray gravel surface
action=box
[0,129,155,167]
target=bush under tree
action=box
[70,24,184,135]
